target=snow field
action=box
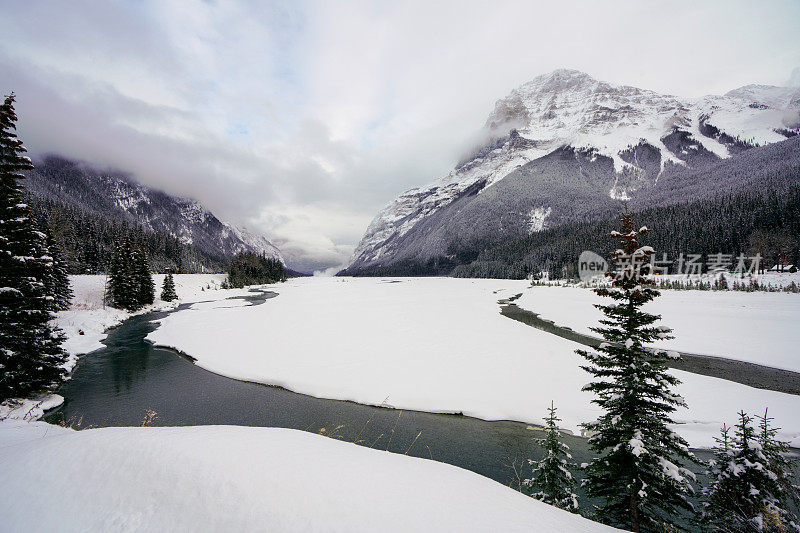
[146,277,800,448]
[57,273,243,366]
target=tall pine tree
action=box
[0,93,67,402]
[44,230,72,310]
[107,238,133,310]
[107,239,154,311]
[756,409,800,526]
[525,401,579,512]
[577,206,695,531]
[134,245,154,307]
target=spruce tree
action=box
[755,410,799,530]
[525,401,579,512]
[107,240,155,311]
[0,93,68,402]
[133,245,154,307]
[44,230,72,311]
[703,411,798,532]
[160,271,177,302]
[577,206,695,531]
[107,239,132,310]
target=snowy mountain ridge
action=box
[26,155,284,265]
[346,69,800,271]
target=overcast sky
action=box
[2,0,799,272]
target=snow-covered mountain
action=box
[344,69,800,274]
[26,155,283,264]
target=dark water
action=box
[45,293,586,491]
[47,289,798,517]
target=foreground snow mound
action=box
[0,422,616,532]
[146,277,800,448]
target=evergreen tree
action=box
[0,93,68,402]
[107,239,155,311]
[134,245,154,307]
[755,410,799,529]
[227,252,285,288]
[576,206,696,531]
[160,271,177,302]
[703,411,798,532]
[524,401,579,512]
[44,230,72,310]
[107,238,135,310]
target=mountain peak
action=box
[724,84,800,109]
[346,71,800,273]
[525,68,596,86]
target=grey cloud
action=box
[3,0,800,271]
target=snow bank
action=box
[0,421,615,532]
[56,274,244,368]
[0,395,65,422]
[515,285,800,372]
[146,277,800,448]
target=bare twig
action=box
[404,430,423,455]
[141,409,159,427]
[385,410,403,451]
[370,433,385,448]
[353,414,374,445]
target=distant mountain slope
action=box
[28,195,227,274]
[26,155,283,267]
[454,137,800,279]
[343,69,800,276]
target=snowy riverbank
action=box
[515,285,800,372]
[3,274,799,531]
[146,276,800,449]
[0,274,244,420]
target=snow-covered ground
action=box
[0,421,615,532]
[515,285,800,372]
[146,277,800,448]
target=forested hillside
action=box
[453,186,800,279]
[28,196,226,274]
[22,155,283,274]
